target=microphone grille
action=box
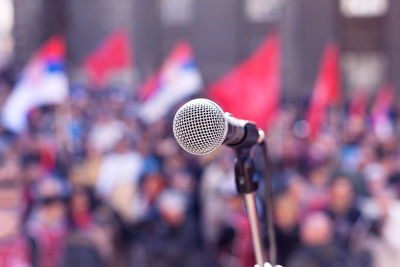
[173,98,228,155]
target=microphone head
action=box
[173,98,228,155]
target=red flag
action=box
[349,89,369,119]
[84,30,133,84]
[39,36,65,58]
[306,43,340,138]
[208,34,280,130]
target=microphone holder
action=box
[229,122,266,267]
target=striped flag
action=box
[371,84,394,140]
[137,41,202,124]
[2,36,68,133]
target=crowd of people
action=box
[0,80,400,267]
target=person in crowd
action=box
[325,176,363,245]
[0,159,33,267]
[77,143,102,187]
[214,190,255,267]
[365,188,400,267]
[62,203,129,267]
[131,171,166,223]
[88,110,126,154]
[303,165,331,211]
[325,176,373,265]
[61,185,102,267]
[134,189,206,267]
[273,194,300,266]
[68,185,96,230]
[26,177,69,267]
[200,149,235,246]
[96,135,143,221]
[287,212,351,267]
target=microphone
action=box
[173,98,264,155]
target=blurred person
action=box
[267,106,297,161]
[0,208,32,267]
[62,204,129,267]
[303,166,331,211]
[0,157,23,210]
[20,153,42,186]
[313,133,339,161]
[364,189,400,267]
[68,185,96,230]
[26,177,69,267]
[130,171,166,223]
[78,143,103,187]
[340,117,365,174]
[362,162,387,198]
[217,192,254,267]
[388,155,400,196]
[287,212,351,267]
[357,145,378,173]
[161,151,187,176]
[273,194,300,266]
[285,173,307,210]
[325,176,372,266]
[145,119,169,141]
[54,138,73,180]
[342,116,365,145]
[20,151,43,221]
[169,169,197,195]
[0,161,33,267]
[359,162,392,247]
[28,108,56,137]
[61,229,104,267]
[156,137,180,161]
[88,111,126,153]
[136,135,159,176]
[200,149,236,245]
[325,177,362,245]
[133,189,206,267]
[62,100,86,158]
[169,168,203,244]
[96,136,143,221]
[17,133,59,178]
[275,133,303,172]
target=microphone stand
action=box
[229,122,277,267]
[234,147,264,267]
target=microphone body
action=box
[223,114,247,145]
[173,98,264,155]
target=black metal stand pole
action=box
[228,122,278,267]
[234,145,265,267]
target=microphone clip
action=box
[227,122,264,150]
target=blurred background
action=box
[0,0,400,266]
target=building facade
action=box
[12,0,400,98]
